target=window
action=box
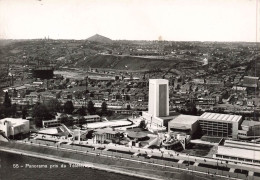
[245,159,252,162]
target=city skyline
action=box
[0,0,259,42]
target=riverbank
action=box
[0,146,163,180]
[0,141,225,180]
[0,150,145,180]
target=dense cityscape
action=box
[0,34,260,180]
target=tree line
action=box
[0,92,112,127]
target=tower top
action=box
[149,79,168,84]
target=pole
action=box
[188,153,189,171]
[217,159,218,175]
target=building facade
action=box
[0,118,30,137]
[198,112,242,139]
[148,79,169,117]
[168,114,199,138]
[214,140,260,165]
[238,120,260,139]
[142,79,170,132]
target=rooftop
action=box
[94,127,119,135]
[127,131,147,139]
[169,114,199,125]
[0,118,29,127]
[241,120,260,127]
[244,76,259,80]
[243,76,259,88]
[83,115,100,119]
[232,86,247,91]
[149,79,168,84]
[86,119,132,129]
[199,112,242,122]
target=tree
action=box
[101,101,107,115]
[87,101,96,115]
[139,120,146,129]
[63,101,74,114]
[65,78,70,84]
[11,103,17,117]
[0,105,5,119]
[185,102,197,115]
[60,113,68,124]
[32,103,52,127]
[60,113,73,127]
[78,106,86,116]
[2,92,15,117]
[106,81,111,87]
[3,92,11,108]
[47,99,62,115]
[78,116,85,127]
[22,107,28,119]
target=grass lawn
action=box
[181,143,214,157]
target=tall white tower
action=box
[148,79,169,117]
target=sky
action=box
[0,0,259,42]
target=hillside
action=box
[87,34,113,44]
[0,39,259,72]
[75,54,190,71]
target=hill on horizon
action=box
[87,34,113,43]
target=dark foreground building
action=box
[31,66,54,79]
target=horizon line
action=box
[0,38,259,44]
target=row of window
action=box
[200,121,232,126]
[200,124,230,128]
[202,130,231,137]
[216,154,260,164]
[201,126,232,130]
[202,129,231,134]
[43,117,100,127]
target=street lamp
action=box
[187,153,190,171]
[215,159,218,174]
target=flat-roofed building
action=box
[214,140,260,165]
[42,114,101,128]
[242,76,259,88]
[199,112,243,139]
[238,120,260,139]
[192,78,205,84]
[93,128,120,143]
[25,92,40,105]
[231,86,247,94]
[0,118,30,137]
[168,114,199,138]
[89,76,115,81]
